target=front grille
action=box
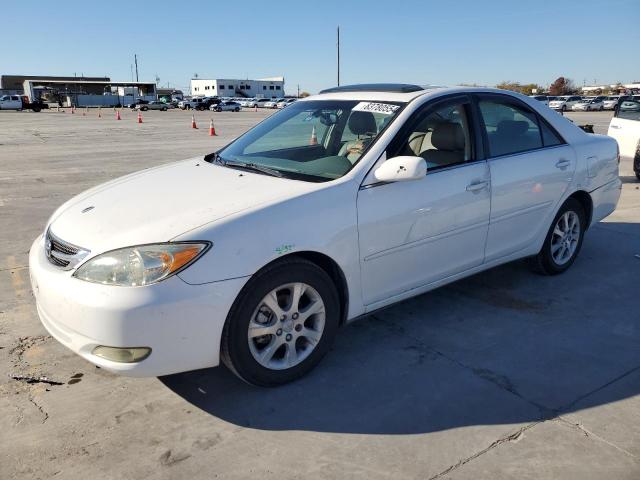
[45,229,89,270]
[50,237,79,256]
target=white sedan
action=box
[263,98,284,109]
[571,98,604,111]
[30,85,621,386]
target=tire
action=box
[528,198,586,275]
[599,106,604,111]
[221,258,340,387]
[162,107,167,111]
[216,107,221,112]
[562,105,567,112]
[235,107,240,112]
[142,107,148,111]
[635,172,640,181]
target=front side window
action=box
[388,99,473,170]
[478,98,543,157]
[617,100,640,121]
[216,100,403,181]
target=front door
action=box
[357,96,490,307]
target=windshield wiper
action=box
[219,159,284,178]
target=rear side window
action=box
[478,99,543,157]
[540,120,563,147]
[616,100,640,122]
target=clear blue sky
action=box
[3,0,638,95]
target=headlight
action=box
[73,242,210,286]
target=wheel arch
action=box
[567,190,593,228]
[255,251,349,326]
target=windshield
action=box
[216,99,403,181]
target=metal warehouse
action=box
[190,76,284,97]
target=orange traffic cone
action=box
[71,106,75,114]
[254,104,258,112]
[137,111,143,124]
[98,107,102,118]
[309,125,318,145]
[209,119,217,136]
[56,106,60,113]
[191,114,198,129]
[83,107,87,116]
[116,110,121,120]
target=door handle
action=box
[466,180,488,192]
[555,159,571,169]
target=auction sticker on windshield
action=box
[352,102,400,115]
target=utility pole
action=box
[336,26,340,86]
[134,54,139,82]
[297,84,300,98]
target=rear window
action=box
[617,100,640,121]
[479,99,543,157]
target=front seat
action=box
[339,111,378,163]
[420,122,465,167]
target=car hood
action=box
[48,158,317,254]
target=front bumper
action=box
[29,235,248,377]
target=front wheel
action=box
[562,105,567,112]
[235,107,240,112]
[221,258,340,386]
[528,198,586,275]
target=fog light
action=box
[92,346,151,363]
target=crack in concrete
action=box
[28,394,49,424]
[370,313,640,476]
[428,422,540,479]
[555,416,638,459]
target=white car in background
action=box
[571,98,604,111]
[29,84,621,386]
[549,95,583,111]
[263,98,284,109]
[211,101,241,112]
[240,98,256,107]
[608,97,640,180]
[277,98,297,108]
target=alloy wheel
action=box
[248,282,325,370]
[550,211,580,265]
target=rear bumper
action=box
[590,178,622,226]
[29,235,248,377]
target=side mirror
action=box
[374,156,427,183]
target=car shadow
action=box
[161,222,640,434]
[620,175,639,184]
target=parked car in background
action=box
[245,98,273,108]
[549,95,583,111]
[277,98,297,108]
[211,101,241,112]
[240,98,256,107]
[127,99,149,109]
[529,95,549,106]
[609,98,640,179]
[136,101,171,111]
[179,97,206,110]
[30,84,621,385]
[263,98,284,109]
[196,97,221,111]
[571,98,604,111]
[0,94,49,112]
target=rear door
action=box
[476,93,576,262]
[608,99,640,161]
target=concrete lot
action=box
[0,108,638,479]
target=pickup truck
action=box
[0,95,49,112]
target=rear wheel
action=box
[562,105,567,112]
[235,107,240,112]
[221,258,340,387]
[528,198,586,275]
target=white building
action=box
[190,76,284,98]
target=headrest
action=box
[431,122,465,151]
[497,120,529,136]
[348,111,377,136]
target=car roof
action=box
[305,85,554,104]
